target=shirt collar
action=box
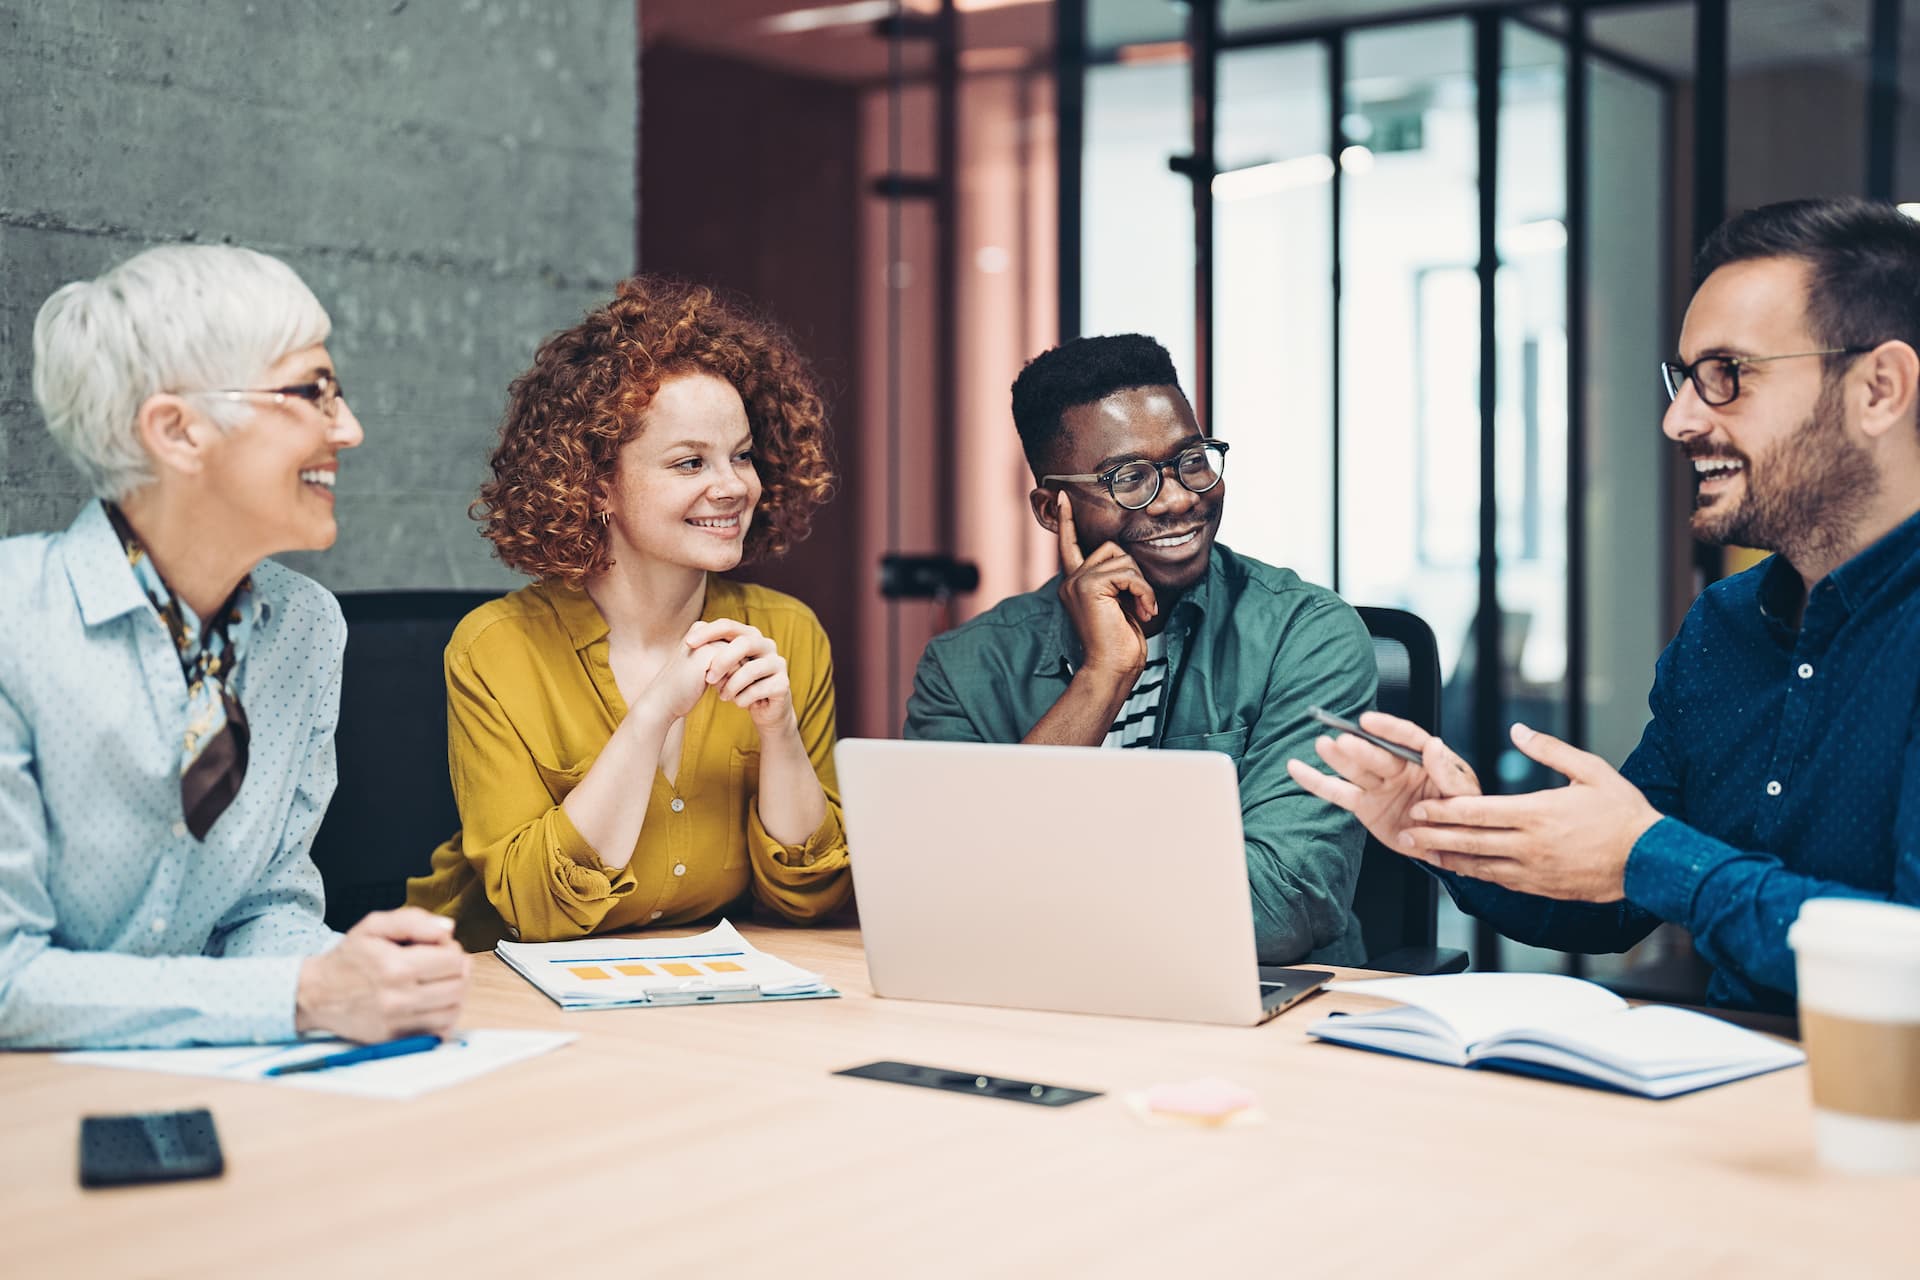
[1754,553,1804,632]
[543,580,612,651]
[61,500,151,629]
[1034,546,1222,677]
[65,499,278,633]
[1824,505,1920,613]
[541,574,742,652]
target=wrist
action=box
[624,693,679,741]
[1625,801,1663,853]
[1069,664,1137,723]
[755,707,801,744]
[293,954,324,1035]
[1072,662,1138,696]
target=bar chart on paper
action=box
[495,920,838,1010]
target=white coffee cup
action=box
[1787,898,1920,1175]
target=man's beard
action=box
[1689,376,1878,567]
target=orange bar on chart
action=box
[614,964,654,977]
[659,962,699,977]
[567,966,613,981]
[705,961,745,973]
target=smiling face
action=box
[1029,384,1223,598]
[602,371,762,574]
[197,342,363,555]
[1664,257,1877,558]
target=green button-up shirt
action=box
[903,543,1375,965]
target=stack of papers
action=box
[58,1030,575,1100]
[1308,973,1805,1098]
[496,920,838,1010]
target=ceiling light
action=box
[1501,217,1568,255]
[1211,154,1334,201]
[760,1,892,35]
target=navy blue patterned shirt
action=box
[1445,507,1920,1012]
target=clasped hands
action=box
[1285,712,1662,903]
[639,617,797,736]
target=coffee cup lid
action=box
[1789,898,1920,960]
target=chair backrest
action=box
[1348,606,1443,959]
[307,590,501,931]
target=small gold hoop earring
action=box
[596,511,611,526]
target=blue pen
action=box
[264,1035,442,1076]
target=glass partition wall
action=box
[1078,0,1677,979]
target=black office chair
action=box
[1350,606,1469,975]
[307,590,501,931]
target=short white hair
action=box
[31,244,333,499]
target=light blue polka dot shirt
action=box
[0,501,344,1048]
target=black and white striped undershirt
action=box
[1102,632,1167,749]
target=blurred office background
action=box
[4,0,1917,998]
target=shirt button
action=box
[670,797,685,813]
[650,910,664,920]
[1766,780,1783,797]
[506,926,519,940]
[171,821,187,838]
[150,918,167,934]
[1797,663,1814,679]
[673,864,687,876]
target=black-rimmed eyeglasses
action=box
[1041,440,1230,511]
[1660,348,1870,407]
[192,371,346,419]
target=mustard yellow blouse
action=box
[406,577,851,951]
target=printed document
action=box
[58,1031,576,1100]
[496,919,837,1010]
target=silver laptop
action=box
[834,738,1329,1026]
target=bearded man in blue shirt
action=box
[1290,196,1920,1012]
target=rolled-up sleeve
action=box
[443,644,640,940]
[903,641,986,742]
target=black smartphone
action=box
[79,1108,225,1188]
[1307,705,1426,766]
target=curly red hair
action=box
[475,276,836,586]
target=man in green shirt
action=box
[903,334,1376,964]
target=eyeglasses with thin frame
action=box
[190,371,346,419]
[1660,348,1871,407]
[1041,439,1230,511]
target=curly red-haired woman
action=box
[407,278,850,949]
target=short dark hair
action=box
[1010,333,1182,474]
[1696,197,1920,377]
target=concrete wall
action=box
[1,1,637,589]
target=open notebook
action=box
[1307,973,1804,1098]
[496,920,837,1010]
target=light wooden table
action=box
[0,923,1908,1278]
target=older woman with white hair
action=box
[0,244,468,1048]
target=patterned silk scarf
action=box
[105,503,256,840]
